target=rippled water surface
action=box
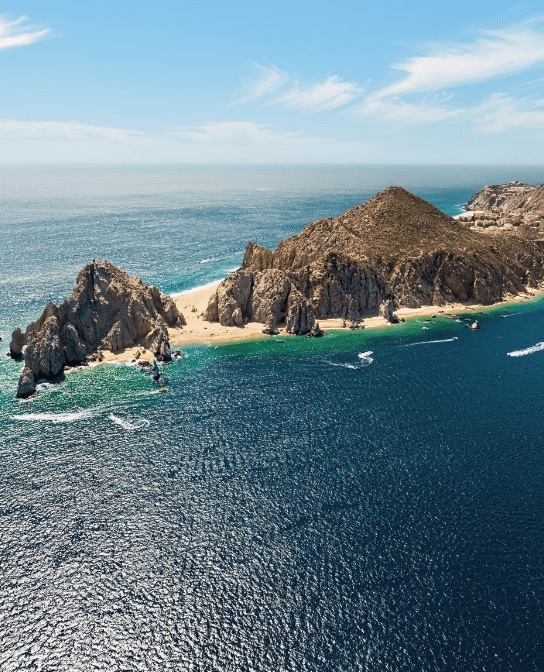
[2,165,544,671]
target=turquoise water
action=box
[2,165,544,671]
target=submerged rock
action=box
[13,260,186,397]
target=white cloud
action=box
[0,118,143,141]
[170,120,329,146]
[472,93,544,134]
[232,63,361,112]
[0,16,49,50]
[356,92,464,125]
[275,75,363,111]
[374,24,544,99]
[229,64,289,105]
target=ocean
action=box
[1,164,544,671]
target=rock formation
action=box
[12,260,185,397]
[463,181,544,214]
[204,186,544,333]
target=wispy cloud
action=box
[275,76,363,111]
[232,63,361,112]
[374,24,544,99]
[0,16,50,50]
[170,120,327,145]
[229,64,290,105]
[472,93,544,134]
[0,118,143,140]
[357,94,464,125]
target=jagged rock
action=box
[250,269,291,324]
[205,268,253,326]
[243,242,274,271]
[379,299,395,323]
[17,368,35,398]
[307,322,325,338]
[286,288,315,335]
[14,260,185,397]
[9,327,26,358]
[262,318,279,335]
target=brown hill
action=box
[205,186,544,333]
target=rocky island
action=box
[11,261,186,397]
[204,186,544,333]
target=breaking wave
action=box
[507,342,544,357]
[12,411,93,423]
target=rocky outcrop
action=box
[204,186,544,333]
[379,299,397,323]
[463,181,541,213]
[12,260,186,397]
[9,327,26,358]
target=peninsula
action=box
[11,185,544,396]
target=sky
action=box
[2,0,544,163]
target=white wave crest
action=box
[199,257,223,264]
[108,413,151,430]
[507,342,544,358]
[12,410,93,423]
[404,337,458,347]
[328,362,360,369]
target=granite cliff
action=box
[12,261,185,397]
[204,186,544,333]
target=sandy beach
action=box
[97,280,543,363]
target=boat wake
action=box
[12,410,94,423]
[108,413,151,430]
[328,362,360,370]
[404,337,458,347]
[507,342,544,357]
[358,351,374,365]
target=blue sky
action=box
[3,0,544,162]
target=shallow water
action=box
[1,165,544,671]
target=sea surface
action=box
[1,164,544,671]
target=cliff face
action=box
[204,186,544,332]
[463,181,544,214]
[12,261,186,397]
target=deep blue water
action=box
[1,165,544,671]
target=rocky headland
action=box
[11,260,186,397]
[204,186,544,333]
[456,181,544,231]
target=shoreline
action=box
[99,281,544,363]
